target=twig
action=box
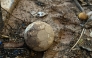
[1,7,22,20]
[73,0,84,12]
[0,4,4,32]
[69,12,92,52]
[1,35,10,38]
[69,28,85,52]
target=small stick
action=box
[1,7,22,20]
[73,0,84,12]
[69,28,85,52]
[0,4,4,32]
[1,35,10,38]
[69,0,91,52]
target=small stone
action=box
[30,11,47,17]
[87,11,92,21]
[37,12,47,17]
[24,21,54,51]
[87,11,92,17]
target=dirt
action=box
[2,0,92,58]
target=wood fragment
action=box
[69,28,85,52]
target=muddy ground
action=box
[2,0,92,58]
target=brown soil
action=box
[2,0,92,58]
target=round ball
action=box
[24,21,54,51]
[78,12,88,20]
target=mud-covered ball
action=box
[24,21,54,51]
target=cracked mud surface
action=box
[2,0,92,58]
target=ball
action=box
[24,21,54,51]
